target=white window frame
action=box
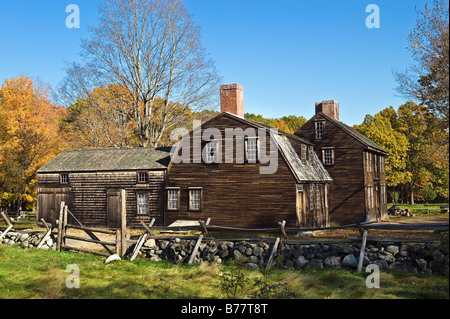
[245,137,259,163]
[137,192,149,215]
[167,188,180,211]
[205,140,219,163]
[189,188,202,211]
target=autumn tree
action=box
[245,113,307,134]
[0,77,67,212]
[357,102,449,204]
[59,0,221,147]
[394,0,449,127]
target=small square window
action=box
[60,174,69,184]
[137,172,148,183]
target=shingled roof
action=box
[37,147,171,173]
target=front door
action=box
[106,189,122,228]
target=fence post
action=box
[188,218,211,264]
[267,220,286,268]
[357,215,370,272]
[56,201,65,252]
[120,189,127,257]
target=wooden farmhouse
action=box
[295,100,389,226]
[37,84,387,229]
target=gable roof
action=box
[303,112,388,155]
[188,111,332,183]
[37,147,171,173]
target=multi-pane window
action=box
[137,193,149,214]
[309,184,314,211]
[205,140,219,163]
[167,189,180,210]
[316,184,321,209]
[246,138,258,163]
[301,144,308,163]
[137,172,148,183]
[315,121,324,139]
[60,174,69,184]
[189,189,202,211]
[322,148,334,165]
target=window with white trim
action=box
[189,188,202,211]
[315,121,324,139]
[205,140,219,163]
[167,189,180,211]
[137,193,149,214]
[245,137,258,163]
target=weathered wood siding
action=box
[37,170,165,227]
[296,114,387,226]
[296,115,367,226]
[167,115,329,228]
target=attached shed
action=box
[36,147,170,228]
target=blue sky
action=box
[0,0,428,126]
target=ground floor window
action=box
[189,188,203,211]
[137,193,149,214]
[167,188,180,211]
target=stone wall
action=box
[1,231,56,250]
[136,238,449,276]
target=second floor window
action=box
[315,121,324,139]
[137,172,148,183]
[246,138,258,163]
[322,148,334,165]
[205,140,219,163]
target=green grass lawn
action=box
[388,202,449,218]
[0,245,448,299]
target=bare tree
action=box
[60,0,221,147]
[393,0,449,128]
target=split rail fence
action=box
[1,201,448,271]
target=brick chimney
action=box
[220,84,244,118]
[315,100,339,121]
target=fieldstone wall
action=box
[135,238,449,276]
[0,231,56,250]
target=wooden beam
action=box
[0,224,13,241]
[129,233,148,261]
[120,189,127,257]
[357,215,370,272]
[140,218,156,236]
[56,201,65,252]
[37,228,53,249]
[348,235,440,244]
[1,211,12,227]
[188,218,211,264]
[64,245,111,257]
[362,223,449,231]
[267,220,286,268]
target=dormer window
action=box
[315,120,325,139]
